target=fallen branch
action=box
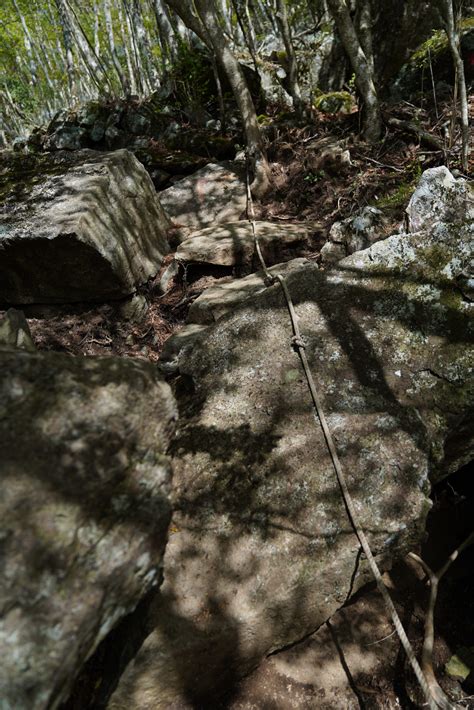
[387,117,444,151]
[409,530,474,710]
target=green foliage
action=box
[411,18,474,68]
[304,170,326,183]
[168,42,214,113]
[445,647,474,681]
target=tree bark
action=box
[104,0,130,93]
[164,0,270,196]
[440,0,470,171]
[195,0,270,196]
[326,0,381,142]
[275,0,302,113]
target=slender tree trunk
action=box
[441,0,470,171]
[275,0,302,113]
[118,1,139,93]
[12,0,37,86]
[194,0,270,195]
[93,1,101,57]
[54,0,78,99]
[326,0,381,142]
[165,0,270,196]
[131,0,160,92]
[356,0,374,75]
[231,0,259,72]
[104,0,130,93]
[152,0,178,64]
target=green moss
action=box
[376,182,414,210]
[411,19,474,68]
[421,244,451,271]
[313,91,354,114]
[439,287,463,310]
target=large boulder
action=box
[0,149,170,304]
[0,350,177,709]
[406,165,474,233]
[158,162,247,229]
[109,201,473,705]
[175,222,315,270]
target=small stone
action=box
[0,309,35,352]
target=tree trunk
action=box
[355,0,374,75]
[104,0,130,93]
[164,0,269,195]
[275,0,302,113]
[326,0,381,142]
[199,0,270,195]
[152,0,179,64]
[441,0,470,171]
[54,0,78,99]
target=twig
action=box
[428,47,439,120]
[365,629,397,646]
[353,152,404,172]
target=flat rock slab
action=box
[187,257,311,324]
[0,350,177,709]
[158,163,247,229]
[175,221,315,268]
[109,210,473,708]
[0,149,170,304]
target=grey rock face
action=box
[321,206,387,265]
[45,125,88,151]
[0,350,177,710]
[187,258,311,324]
[406,166,474,233]
[0,308,36,351]
[175,222,314,269]
[158,163,247,229]
[0,149,170,304]
[109,218,473,707]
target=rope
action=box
[244,159,450,710]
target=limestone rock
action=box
[0,149,170,304]
[406,166,474,233]
[0,308,35,351]
[321,206,387,265]
[175,222,315,269]
[109,219,473,707]
[158,163,247,229]
[187,258,311,324]
[0,350,177,710]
